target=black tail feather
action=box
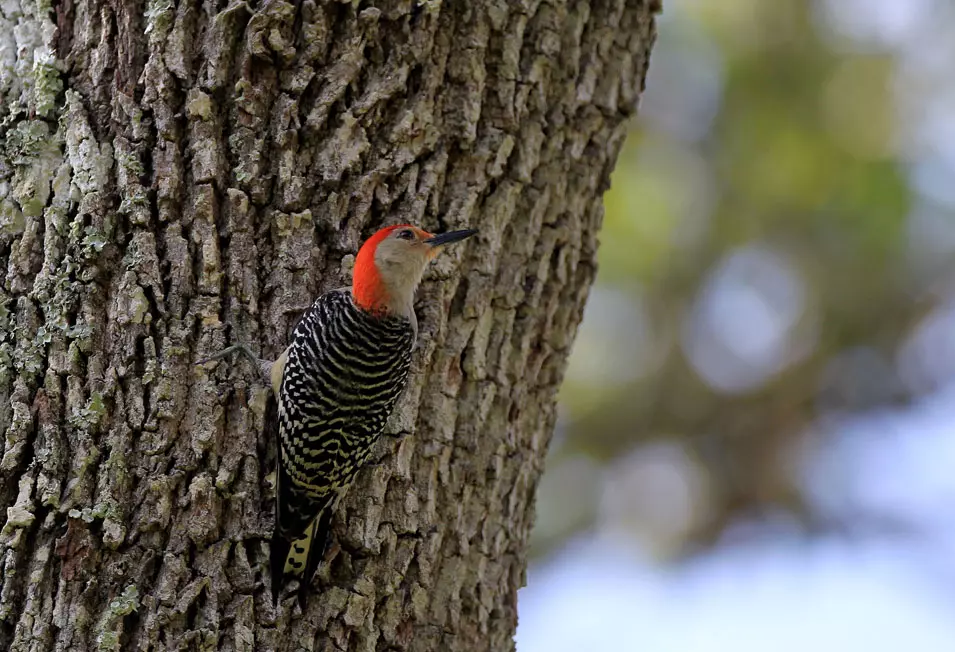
[270,532,291,606]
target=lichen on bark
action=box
[0,1,658,650]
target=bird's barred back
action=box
[276,289,415,536]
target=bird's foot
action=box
[196,343,274,385]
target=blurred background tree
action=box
[520,1,955,649]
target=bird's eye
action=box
[396,229,415,241]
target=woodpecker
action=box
[201,224,476,606]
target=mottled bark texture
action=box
[0,0,657,650]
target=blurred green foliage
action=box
[533,0,953,560]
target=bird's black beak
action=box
[424,229,477,247]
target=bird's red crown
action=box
[352,224,427,314]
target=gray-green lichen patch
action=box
[67,503,108,524]
[185,89,214,121]
[202,2,253,91]
[5,119,62,219]
[114,139,145,180]
[142,337,158,385]
[1,474,36,539]
[314,111,370,184]
[11,296,46,380]
[0,198,24,235]
[272,208,312,238]
[0,296,12,386]
[246,0,297,64]
[99,421,132,548]
[229,80,270,197]
[1,383,32,472]
[185,473,221,547]
[144,0,175,42]
[129,286,150,324]
[63,91,113,197]
[32,42,63,118]
[113,133,152,227]
[1,117,34,160]
[95,585,140,652]
[69,391,106,433]
[112,272,152,326]
[0,0,62,118]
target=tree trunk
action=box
[0,0,657,650]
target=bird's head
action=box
[352,224,477,317]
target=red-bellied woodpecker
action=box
[201,224,476,606]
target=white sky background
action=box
[518,383,955,652]
[516,1,955,650]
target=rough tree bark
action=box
[0,0,658,650]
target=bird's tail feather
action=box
[270,508,334,607]
[269,532,291,605]
[297,508,333,608]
